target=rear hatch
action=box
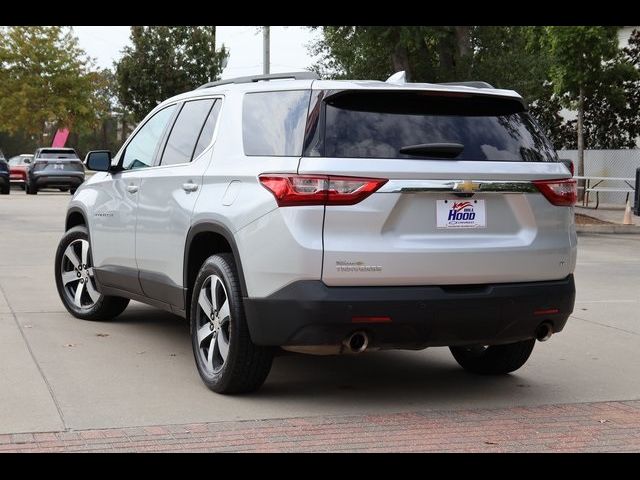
[298,89,577,286]
[32,152,84,175]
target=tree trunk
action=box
[102,118,108,148]
[391,42,412,82]
[577,86,585,201]
[454,26,472,77]
[438,27,456,81]
[454,26,471,58]
[386,27,411,82]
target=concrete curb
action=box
[577,224,640,234]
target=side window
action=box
[122,105,177,170]
[192,100,222,160]
[160,99,215,166]
[242,90,311,156]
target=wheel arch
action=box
[65,207,88,231]
[184,222,248,305]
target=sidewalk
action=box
[2,400,639,453]
[575,203,640,233]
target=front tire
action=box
[190,253,274,394]
[449,339,536,375]
[55,225,129,321]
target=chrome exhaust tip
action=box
[344,331,369,353]
[535,322,554,342]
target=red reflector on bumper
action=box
[534,308,559,316]
[351,316,392,324]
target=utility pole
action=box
[263,26,270,75]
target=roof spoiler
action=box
[385,72,494,89]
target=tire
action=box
[70,188,77,195]
[449,339,536,375]
[1,184,9,195]
[26,182,37,195]
[55,225,129,321]
[59,187,69,192]
[190,253,274,394]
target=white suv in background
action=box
[55,72,577,394]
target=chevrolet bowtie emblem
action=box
[455,180,481,193]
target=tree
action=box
[116,26,228,122]
[545,26,627,182]
[309,26,473,83]
[0,26,107,144]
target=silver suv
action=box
[55,72,577,394]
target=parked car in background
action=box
[0,154,9,195]
[8,154,34,189]
[27,147,85,195]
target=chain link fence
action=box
[557,149,640,204]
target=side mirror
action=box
[85,150,112,172]
[24,158,31,164]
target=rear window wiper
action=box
[399,143,464,159]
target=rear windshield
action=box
[37,149,79,159]
[314,90,557,162]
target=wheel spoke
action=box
[80,240,89,266]
[62,271,78,285]
[198,287,212,315]
[210,278,219,311]
[85,280,101,303]
[217,327,230,361]
[74,281,85,307]
[197,323,213,346]
[64,245,80,269]
[217,298,230,322]
[207,335,216,371]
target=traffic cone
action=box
[623,198,633,225]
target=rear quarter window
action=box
[242,90,311,156]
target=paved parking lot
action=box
[1,188,639,451]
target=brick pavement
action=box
[1,400,639,452]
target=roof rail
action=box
[439,81,494,89]
[197,71,320,90]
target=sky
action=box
[71,26,322,79]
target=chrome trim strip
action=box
[377,179,538,194]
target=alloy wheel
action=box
[196,275,231,374]
[60,239,101,309]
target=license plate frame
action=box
[436,199,487,229]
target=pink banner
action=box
[51,128,69,147]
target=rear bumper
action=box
[243,275,575,348]
[10,174,26,183]
[31,173,84,188]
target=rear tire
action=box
[26,182,37,195]
[190,253,274,394]
[449,339,536,375]
[1,184,9,195]
[55,225,129,321]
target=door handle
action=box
[127,184,139,194]
[182,182,198,193]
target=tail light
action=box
[259,174,387,207]
[533,178,577,206]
